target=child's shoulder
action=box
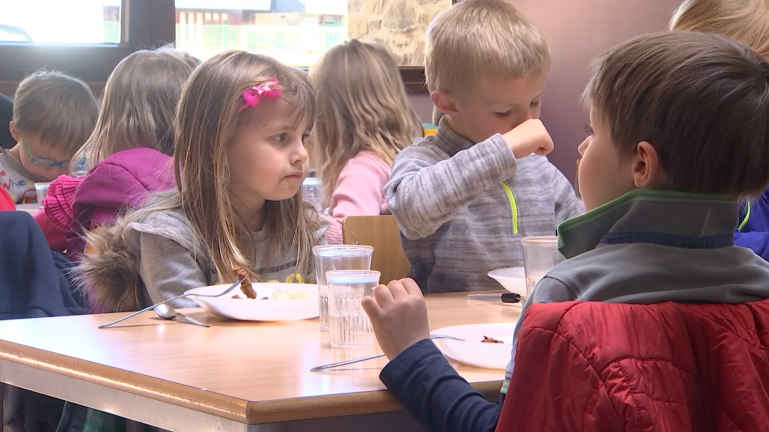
[126,208,200,251]
[394,135,450,164]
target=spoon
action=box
[154,304,211,327]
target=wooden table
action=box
[0,293,521,432]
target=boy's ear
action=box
[632,141,667,188]
[431,91,459,115]
[8,121,20,143]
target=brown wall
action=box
[516,0,683,182]
[409,0,684,183]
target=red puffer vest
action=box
[498,300,769,431]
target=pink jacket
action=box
[324,151,391,244]
[33,148,175,257]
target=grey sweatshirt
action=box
[385,119,584,293]
[502,189,769,392]
[123,209,327,308]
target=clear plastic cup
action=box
[35,182,51,209]
[521,236,566,296]
[327,270,381,348]
[302,177,323,213]
[313,245,374,331]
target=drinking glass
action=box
[313,245,373,331]
[327,270,381,348]
[521,236,565,296]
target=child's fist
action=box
[503,119,554,158]
[361,278,430,360]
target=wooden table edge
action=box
[0,337,503,424]
[0,339,250,423]
[242,380,503,424]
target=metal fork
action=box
[98,276,246,329]
[310,334,466,372]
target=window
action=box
[0,1,121,44]
[174,0,348,67]
[173,0,450,68]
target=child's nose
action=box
[292,141,309,165]
[578,137,590,156]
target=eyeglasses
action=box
[21,132,70,169]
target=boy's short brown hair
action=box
[12,70,98,157]
[584,31,769,197]
[425,0,549,98]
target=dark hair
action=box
[584,31,769,197]
[13,70,98,156]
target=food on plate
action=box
[271,288,313,300]
[481,336,504,344]
[232,266,256,299]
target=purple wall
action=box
[409,0,683,183]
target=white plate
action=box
[431,323,517,370]
[184,283,319,321]
[488,267,526,295]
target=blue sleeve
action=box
[734,230,769,261]
[379,339,501,432]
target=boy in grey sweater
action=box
[385,0,583,293]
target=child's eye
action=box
[531,100,541,107]
[273,133,288,142]
[583,124,594,135]
[301,133,311,143]
[495,110,512,118]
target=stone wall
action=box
[348,0,451,66]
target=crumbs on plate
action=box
[481,336,504,344]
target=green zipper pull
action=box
[501,183,519,235]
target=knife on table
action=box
[466,293,526,305]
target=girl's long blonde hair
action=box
[309,39,422,207]
[70,48,195,174]
[670,0,769,58]
[80,52,323,310]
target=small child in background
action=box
[385,0,584,293]
[33,49,195,258]
[1,71,97,203]
[670,0,769,260]
[310,39,422,244]
[78,51,326,312]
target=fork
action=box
[99,276,246,329]
[310,334,466,372]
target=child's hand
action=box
[361,278,431,360]
[503,119,554,158]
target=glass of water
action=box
[521,236,566,296]
[327,270,381,348]
[302,176,323,213]
[313,245,374,332]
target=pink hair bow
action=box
[238,78,283,112]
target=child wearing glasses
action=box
[33,49,196,258]
[0,70,97,204]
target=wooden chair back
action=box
[342,215,411,284]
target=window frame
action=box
[0,0,428,95]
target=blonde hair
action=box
[310,39,422,207]
[13,70,98,157]
[670,0,769,58]
[80,51,323,310]
[71,48,195,173]
[425,0,550,98]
